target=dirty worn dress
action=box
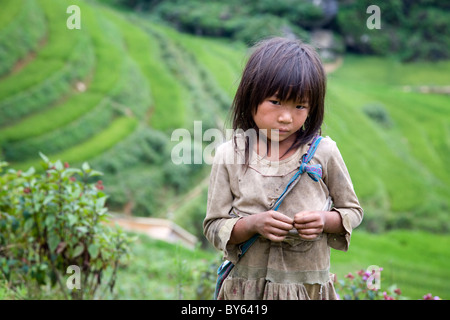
[203,135,363,300]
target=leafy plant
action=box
[0,154,135,299]
[362,102,393,128]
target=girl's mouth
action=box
[277,129,290,134]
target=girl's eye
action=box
[269,100,281,105]
[296,105,307,109]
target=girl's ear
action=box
[303,115,310,131]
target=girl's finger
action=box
[272,219,295,231]
[267,234,286,242]
[270,211,294,225]
[294,220,321,230]
[266,226,290,237]
[298,233,320,240]
[297,228,321,235]
[294,211,322,224]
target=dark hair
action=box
[230,37,326,161]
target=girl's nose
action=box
[278,109,293,123]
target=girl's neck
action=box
[255,134,298,161]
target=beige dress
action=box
[203,135,363,300]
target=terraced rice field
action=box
[1,0,450,301]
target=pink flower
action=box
[383,292,395,300]
[394,288,402,295]
[362,271,371,281]
[423,293,433,300]
[422,293,440,300]
[345,273,354,280]
[95,180,104,190]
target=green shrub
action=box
[400,7,450,61]
[362,102,393,128]
[233,15,309,46]
[89,127,169,174]
[0,155,134,299]
[104,166,166,217]
[336,0,450,61]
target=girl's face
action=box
[253,94,309,144]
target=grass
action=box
[0,0,85,101]
[13,116,138,171]
[324,55,450,230]
[151,23,246,99]
[0,0,46,76]
[0,1,125,141]
[331,230,450,299]
[98,6,188,130]
[0,0,24,31]
[4,96,116,160]
[110,230,450,300]
[113,233,218,300]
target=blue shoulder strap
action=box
[272,135,323,211]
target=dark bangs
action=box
[264,46,320,107]
[231,37,326,145]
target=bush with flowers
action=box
[335,267,441,300]
[0,153,134,299]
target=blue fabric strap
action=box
[299,135,323,182]
[273,135,323,210]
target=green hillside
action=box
[324,56,450,232]
[0,0,241,217]
[1,0,448,232]
[0,0,449,300]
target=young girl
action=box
[203,37,363,300]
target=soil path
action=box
[324,56,343,74]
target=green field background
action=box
[0,0,449,299]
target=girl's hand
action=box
[229,210,293,244]
[253,210,294,242]
[293,211,325,240]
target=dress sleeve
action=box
[323,140,363,251]
[203,143,242,263]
